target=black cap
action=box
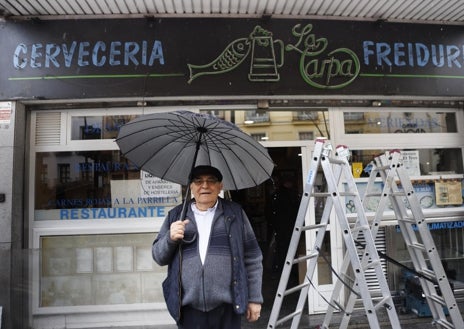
[190,165,223,182]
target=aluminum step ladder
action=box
[266,139,401,329]
[322,150,464,329]
[370,151,463,329]
[321,150,406,329]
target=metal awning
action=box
[0,0,463,24]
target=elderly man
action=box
[152,165,263,329]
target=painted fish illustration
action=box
[188,37,251,83]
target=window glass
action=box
[71,115,138,140]
[388,222,464,293]
[350,148,463,177]
[234,109,329,141]
[35,151,182,220]
[344,111,457,134]
[40,233,166,307]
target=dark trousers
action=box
[179,303,241,329]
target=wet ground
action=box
[242,270,464,329]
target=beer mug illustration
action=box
[248,26,284,82]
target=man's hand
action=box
[246,302,262,322]
[169,219,190,241]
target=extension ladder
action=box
[323,150,463,329]
[267,139,401,329]
[321,150,405,329]
[372,151,463,329]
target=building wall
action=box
[0,101,27,329]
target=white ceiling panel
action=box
[0,0,463,24]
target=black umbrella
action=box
[116,110,274,219]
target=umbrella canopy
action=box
[116,110,274,190]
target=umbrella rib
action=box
[147,121,199,180]
[119,118,198,180]
[204,127,273,190]
[117,111,274,190]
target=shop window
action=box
[235,109,330,141]
[388,222,464,292]
[344,112,364,121]
[35,150,181,220]
[251,133,267,142]
[245,110,270,123]
[71,115,137,140]
[299,131,314,140]
[293,110,319,121]
[343,111,457,134]
[350,148,463,177]
[40,233,166,307]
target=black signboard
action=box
[1,18,463,100]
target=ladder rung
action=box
[408,242,426,252]
[433,319,455,329]
[339,192,357,197]
[275,309,304,327]
[373,296,394,311]
[417,269,437,282]
[284,282,310,296]
[312,192,331,197]
[302,223,327,231]
[364,193,382,197]
[292,251,318,264]
[398,217,416,224]
[373,164,391,171]
[328,158,346,165]
[428,293,446,306]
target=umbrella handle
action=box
[179,184,191,221]
[178,184,198,244]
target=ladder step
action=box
[312,192,331,197]
[417,269,437,282]
[339,191,357,197]
[428,293,447,306]
[275,309,304,327]
[434,319,455,329]
[398,217,416,224]
[364,192,382,197]
[407,242,426,252]
[292,251,319,264]
[284,282,310,296]
[373,296,394,311]
[302,223,328,231]
[372,164,391,171]
[328,158,347,165]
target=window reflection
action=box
[389,223,464,292]
[71,115,138,140]
[236,109,329,141]
[35,151,182,220]
[350,149,463,176]
[344,111,457,134]
[36,151,139,210]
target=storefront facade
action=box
[0,17,463,328]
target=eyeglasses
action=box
[192,178,219,185]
